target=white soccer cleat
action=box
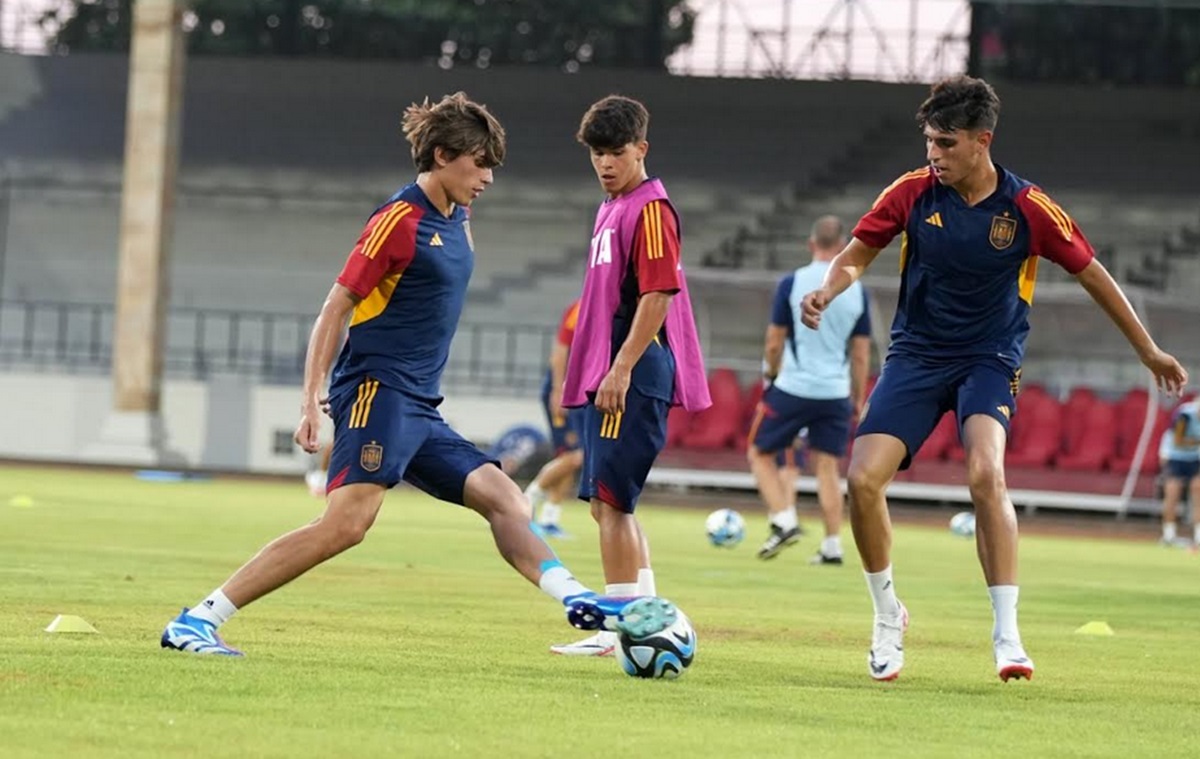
[868,602,908,682]
[995,638,1035,682]
[550,630,618,657]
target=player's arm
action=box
[1018,187,1188,394]
[596,200,681,414]
[848,288,873,418]
[1175,413,1200,448]
[763,275,793,383]
[296,283,359,452]
[804,170,925,329]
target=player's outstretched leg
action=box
[161,482,386,657]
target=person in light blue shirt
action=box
[748,215,872,563]
[1158,399,1200,546]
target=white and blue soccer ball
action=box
[617,610,696,680]
[705,508,745,547]
[950,510,976,538]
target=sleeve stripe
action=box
[643,201,664,260]
[1026,190,1073,241]
[361,202,411,259]
[870,167,931,211]
[657,200,667,259]
[364,205,413,260]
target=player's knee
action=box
[590,498,624,525]
[846,462,886,503]
[323,512,374,550]
[966,456,1006,501]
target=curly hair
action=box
[916,76,1001,133]
[576,95,650,149]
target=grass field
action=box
[1,465,1197,758]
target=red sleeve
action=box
[556,300,580,346]
[1015,186,1095,275]
[851,168,933,249]
[632,200,682,294]
[335,201,420,298]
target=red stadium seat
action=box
[1007,386,1062,468]
[914,411,957,461]
[1056,396,1117,471]
[1059,387,1097,461]
[679,368,744,450]
[665,406,695,449]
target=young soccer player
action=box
[551,95,712,657]
[161,92,674,656]
[800,76,1189,682]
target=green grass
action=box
[1,465,1197,758]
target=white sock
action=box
[538,566,589,603]
[636,568,656,596]
[1163,521,1177,541]
[821,535,842,558]
[988,585,1021,644]
[525,482,546,510]
[539,502,562,526]
[770,506,798,532]
[864,566,900,617]
[190,588,238,627]
[606,582,638,597]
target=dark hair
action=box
[576,95,650,149]
[402,91,506,172]
[916,76,1001,133]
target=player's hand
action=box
[800,288,832,330]
[595,366,631,415]
[294,403,326,453]
[1142,348,1189,396]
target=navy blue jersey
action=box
[853,165,1094,367]
[329,183,474,403]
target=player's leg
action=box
[534,449,584,537]
[552,390,675,654]
[162,382,412,656]
[747,387,807,559]
[805,399,853,565]
[958,362,1033,681]
[1186,468,1200,546]
[525,391,572,514]
[850,358,948,680]
[1161,469,1184,545]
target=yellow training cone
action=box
[8,495,34,508]
[1074,621,1114,636]
[44,615,99,634]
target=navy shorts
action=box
[751,386,852,457]
[327,378,495,505]
[578,388,670,513]
[1165,459,1200,481]
[541,391,584,454]
[857,354,1020,470]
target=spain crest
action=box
[989,215,1017,250]
[360,442,383,472]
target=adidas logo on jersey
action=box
[430,233,444,247]
[925,212,944,228]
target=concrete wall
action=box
[0,371,543,474]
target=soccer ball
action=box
[705,508,745,547]
[617,610,696,679]
[950,510,976,538]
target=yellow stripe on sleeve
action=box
[1026,190,1073,241]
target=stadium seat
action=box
[914,411,957,461]
[1059,386,1098,461]
[666,406,695,449]
[1056,396,1117,471]
[1006,386,1063,468]
[679,368,744,450]
[735,379,766,453]
[1106,387,1160,474]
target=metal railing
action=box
[0,299,556,395]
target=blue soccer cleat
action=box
[161,608,244,656]
[564,593,677,638]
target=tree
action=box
[42,0,697,70]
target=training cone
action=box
[44,615,99,634]
[1074,621,1115,636]
[8,494,34,508]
